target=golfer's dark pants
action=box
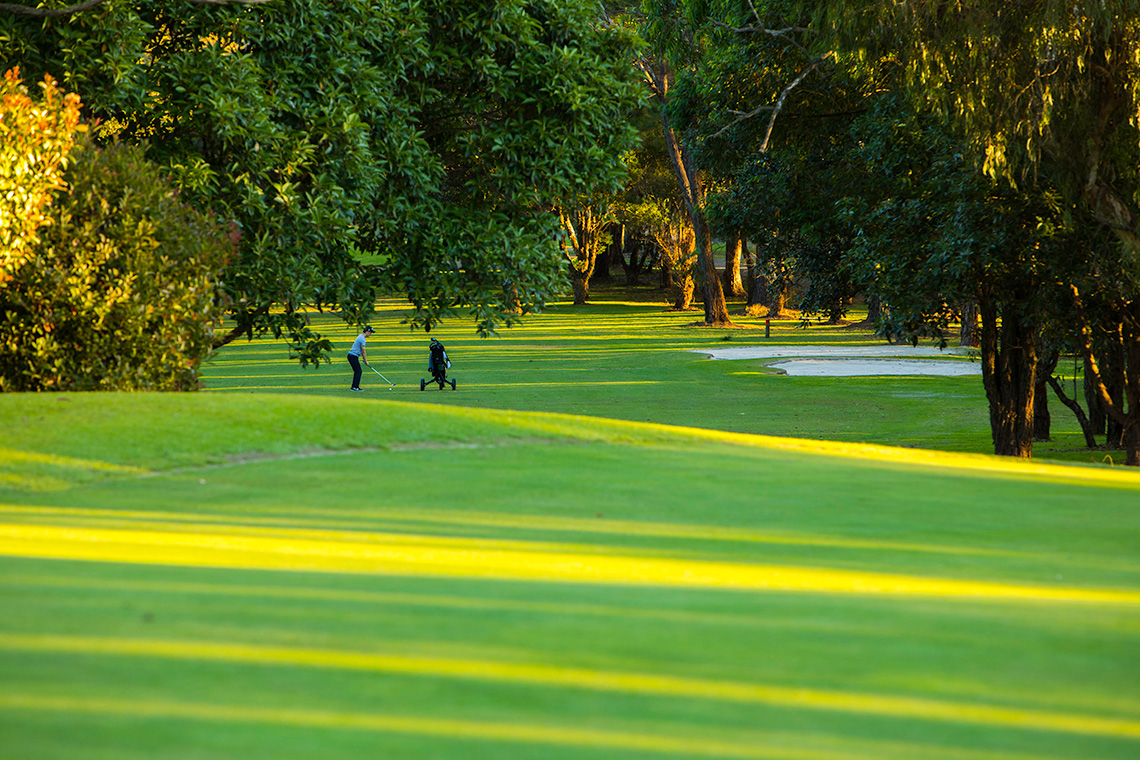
[347,354,362,389]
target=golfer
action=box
[347,326,374,391]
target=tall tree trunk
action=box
[1103,344,1125,448]
[744,242,767,314]
[640,58,730,325]
[672,273,695,310]
[960,301,979,347]
[1084,355,1107,436]
[979,293,1037,457]
[660,252,674,290]
[621,237,647,287]
[659,114,731,325]
[1034,350,1059,441]
[768,286,787,318]
[722,231,745,297]
[1071,288,1140,465]
[570,275,590,305]
[852,295,881,327]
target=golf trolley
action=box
[420,338,456,391]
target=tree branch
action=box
[1046,374,1099,448]
[1069,283,1129,427]
[1,0,271,18]
[711,52,833,146]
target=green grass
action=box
[198,292,1117,464]
[2,289,1138,760]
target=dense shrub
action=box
[0,135,234,391]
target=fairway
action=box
[2,298,1139,760]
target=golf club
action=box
[368,365,396,389]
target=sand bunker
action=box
[694,345,980,377]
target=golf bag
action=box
[421,338,456,391]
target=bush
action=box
[0,135,235,391]
[0,67,82,287]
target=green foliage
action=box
[0,135,234,391]
[809,0,1140,251]
[0,67,82,286]
[1,0,644,356]
[838,98,1055,342]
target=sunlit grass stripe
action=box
[0,519,1135,601]
[2,635,1139,740]
[0,693,1021,760]
[0,504,1044,561]
[0,448,148,475]
[593,420,1140,489]
[2,523,1139,604]
[0,516,623,557]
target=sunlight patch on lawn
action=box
[0,505,1040,561]
[2,636,1139,739]
[1,522,1138,605]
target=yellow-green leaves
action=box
[0,68,82,288]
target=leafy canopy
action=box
[1,0,644,362]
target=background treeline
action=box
[1,0,1137,464]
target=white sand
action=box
[693,345,980,377]
[695,345,969,360]
[769,359,979,377]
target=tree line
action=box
[571,0,1138,465]
[1,0,1137,464]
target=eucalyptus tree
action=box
[2,0,643,363]
[635,0,735,325]
[808,0,1140,462]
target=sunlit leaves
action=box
[0,68,82,287]
[0,136,234,391]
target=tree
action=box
[839,98,1062,457]
[559,200,613,305]
[0,132,234,390]
[609,116,675,288]
[0,0,270,18]
[1068,246,1140,465]
[635,0,737,325]
[3,0,643,363]
[785,0,1139,460]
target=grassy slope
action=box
[2,292,1138,760]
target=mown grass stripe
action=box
[1,523,1138,604]
[0,692,1058,760]
[0,504,1047,560]
[1,635,1138,739]
[0,693,846,760]
[0,574,775,628]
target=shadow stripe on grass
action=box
[1,635,1138,740]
